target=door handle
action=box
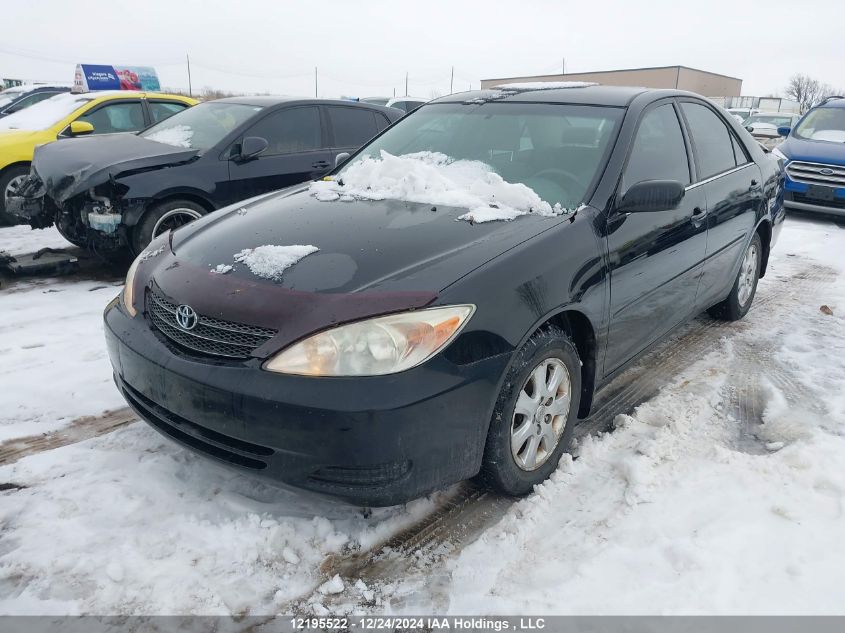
[692,206,706,217]
[311,160,330,169]
[750,179,758,186]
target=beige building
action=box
[481,65,742,97]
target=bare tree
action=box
[785,74,839,113]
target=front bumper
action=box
[104,298,509,506]
[783,175,845,218]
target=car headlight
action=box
[122,253,142,316]
[264,305,475,376]
[122,234,169,317]
[772,146,788,162]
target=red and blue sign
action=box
[74,64,161,92]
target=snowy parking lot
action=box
[1,214,844,615]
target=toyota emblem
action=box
[176,304,198,330]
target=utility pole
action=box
[315,66,318,98]
[562,57,566,74]
[450,66,454,94]
[186,53,193,97]
[405,72,408,96]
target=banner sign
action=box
[74,64,160,92]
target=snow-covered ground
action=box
[0,226,125,441]
[0,215,843,615]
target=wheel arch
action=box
[755,218,772,278]
[125,189,215,227]
[0,161,31,179]
[524,308,598,420]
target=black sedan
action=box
[104,85,785,506]
[13,97,401,254]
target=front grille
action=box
[790,191,845,209]
[786,161,845,187]
[147,288,277,359]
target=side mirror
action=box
[618,180,685,213]
[335,152,351,168]
[239,136,268,161]
[777,126,791,137]
[69,120,95,136]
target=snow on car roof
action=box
[0,91,122,131]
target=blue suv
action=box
[774,96,845,218]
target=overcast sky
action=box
[1,0,842,99]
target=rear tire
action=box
[131,198,206,255]
[0,164,30,226]
[708,232,762,321]
[480,326,581,496]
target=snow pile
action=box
[145,124,194,148]
[139,245,164,261]
[233,244,319,280]
[210,264,232,274]
[495,81,598,91]
[310,151,568,223]
[0,92,104,131]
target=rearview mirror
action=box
[335,152,351,168]
[777,126,791,137]
[239,136,268,161]
[69,121,95,136]
[618,180,685,213]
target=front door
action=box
[225,105,333,205]
[603,100,708,375]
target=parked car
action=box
[727,107,759,121]
[105,85,784,506]
[743,112,801,139]
[359,96,390,106]
[0,90,197,224]
[9,97,401,254]
[0,84,71,119]
[385,96,427,114]
[774,96,845,218]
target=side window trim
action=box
[620,98,693,194]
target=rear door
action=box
[225,105,332,203]
[323,105,382,161]
[603,100,708,375]
[677,100,763,311]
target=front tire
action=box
[480,326,581,496]
[0,164,30,226]
[708,232,762,321]
[131,199,206,255]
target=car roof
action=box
[433,84,657,107]
[212,95,400,111]
[817,97,845,108]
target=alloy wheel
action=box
[151,208,203,238]
[4,174,26,201]
[510,358,571,471]
[737,242,759,307]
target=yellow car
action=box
[0,90,197,222]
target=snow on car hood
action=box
[28,133,199,202]
[310,151,570,223]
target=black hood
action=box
[31,133,198,202]
[165,185,565,295]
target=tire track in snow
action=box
[305,259,839,613]
[0,408,136,467]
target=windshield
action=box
[140,101,263,150]
[0,92,97,131]
[338,102,624,209]
[794,107,845,143]
[744,114,794,127]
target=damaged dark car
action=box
[104,85,784,506]
[10,97,401,255]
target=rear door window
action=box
[325,106,379,148]
[624,103,691,188]
[242,106,321,155]
[149,101,189,124]
[681,102,739,179]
